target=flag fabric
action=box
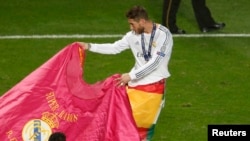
[0,42,140,141]
[126,80,166,140]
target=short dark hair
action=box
[48,132,66,141]
[126,5,149,21]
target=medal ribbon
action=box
[141,23,156,61]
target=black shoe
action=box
[201,22,226,33]
[171,29,186,34]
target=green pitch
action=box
[0,0,250,140]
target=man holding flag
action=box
[78,5,173,141]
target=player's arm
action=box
[77,33,130,54]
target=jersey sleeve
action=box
[89,33,131,54]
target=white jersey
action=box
[89,24,173,87]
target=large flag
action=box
[0,42,140,141]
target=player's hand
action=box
[77,42,90,50]
[116,73,131,87]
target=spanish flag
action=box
[0,42,140,141]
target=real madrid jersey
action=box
[89,24,173,87]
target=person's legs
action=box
[191,0,225,32]
[162,0,185,34]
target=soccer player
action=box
[78,5,173,141]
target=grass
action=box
[154,37,250,140]
[0,0,250,140]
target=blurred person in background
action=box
[48,132,66,141]
[162,0,225,34]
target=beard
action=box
[134,26,144,34]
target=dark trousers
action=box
[162,0,216,31]
[162,0,181,32]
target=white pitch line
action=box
[0,34,124,39]
[173,33,250,37]
[0,34,250,39]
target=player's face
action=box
[128,19,144,34]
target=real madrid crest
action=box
[22,112,58,141]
